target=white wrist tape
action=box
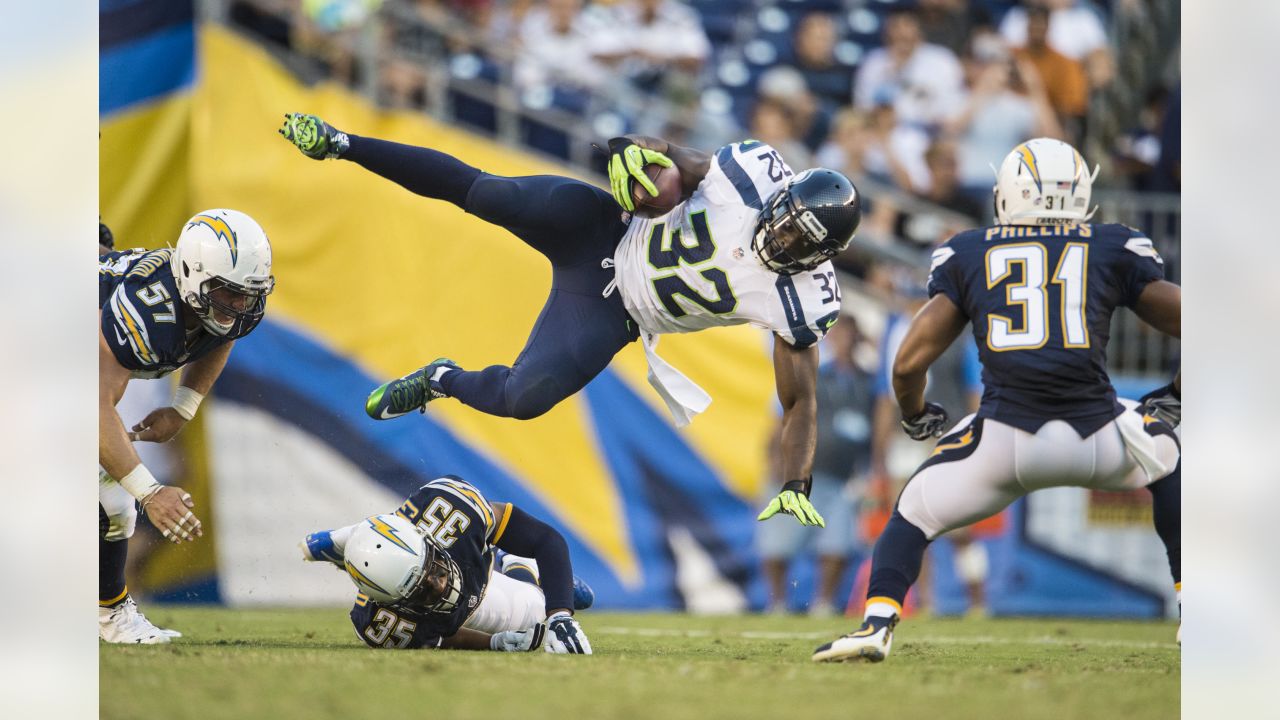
[171,387,205,421]
[118,464,162,501]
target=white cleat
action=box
[99,596,180,644]
[812,615,898,663]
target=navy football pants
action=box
[345,136,638,419]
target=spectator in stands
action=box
[594,0,711,86]
[946,32,1062,196]
[862,101,931,195]
[481,0,535,49]
[815,108,871,179]
[915,0,989,57]
[853,8,965,131]
[513,0,613,92]
[870,139,986,249]
[999,0,1114,89]
[749,99,813,170]
[789,12,853,109]
[1153,85,1180,191]
[758,316,876,617]
[592,0,711,136]
[293,0,384,86]
[1110,86,1169,192]
[1012,5,1088,141]
[756,66,830,153]
[229,0,297,50]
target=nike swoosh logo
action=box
[379,407,403,420]
[113,325,128,345]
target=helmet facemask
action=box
[397,538,464,615]
[752,187,840,274]
[187,273,274,338]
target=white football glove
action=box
[544,611,592,654]
[489,623,546,652]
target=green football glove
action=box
[757,478,825,527]
[278,112,350,160]
[606,137,673,212]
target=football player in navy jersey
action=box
[302,476,594,653]
[814,139,1182,662]
[99,209,274,643]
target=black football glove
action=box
[1139,382,1180,427]
[544,612,592,654]
[901,402,949,441]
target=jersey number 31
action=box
[985,242,1089,351]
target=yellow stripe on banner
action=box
[192,26,643,586]
[99,586,129,607]
[101,92,193,252]
[492,502,513,543]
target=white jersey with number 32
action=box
[613,141,842,349]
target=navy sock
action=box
[1147,461,1181,584]
[866,510,932,609]
[344,135,481,208]
[100,536,129,606]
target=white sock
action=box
[865,601,900,620]
[430,365,455,383]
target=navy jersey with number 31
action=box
[927,222,1165,436]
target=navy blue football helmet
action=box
[752,169,861,274]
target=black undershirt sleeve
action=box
[494,506,575,614]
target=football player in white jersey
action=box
[280,114,861,525]
[812,138,1181,663]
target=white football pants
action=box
[462,562,546,634]
[99,469,137,541]
[898,401,1180,540]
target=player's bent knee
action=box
[504,379,565,420]
[895,482,944,541]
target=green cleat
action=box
[365,358,460,420]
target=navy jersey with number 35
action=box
[349,476,507,649]
[927,222,1165,436]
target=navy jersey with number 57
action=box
[349,476,508,649]
[927,222,1166,436]
[99,248,239,378]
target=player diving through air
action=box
[99,210,275,643]
[812,138,1182,663]
[279,113,861,527]
[302,475,594,653]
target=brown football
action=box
[631,163,684,218]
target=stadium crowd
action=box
[223,0,1179,615]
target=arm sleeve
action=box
[493,506,575,614]
[1117,230,1167,308]
[343,135,482,208]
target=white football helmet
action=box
[172,208,275,337]
[343,514,464,613]
[993,138,1099,225]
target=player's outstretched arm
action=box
[440,625,546,652]
[757,337,825,527]
[99,323,202,543]
[893,294,968,438]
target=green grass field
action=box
[101,607,1179,720]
